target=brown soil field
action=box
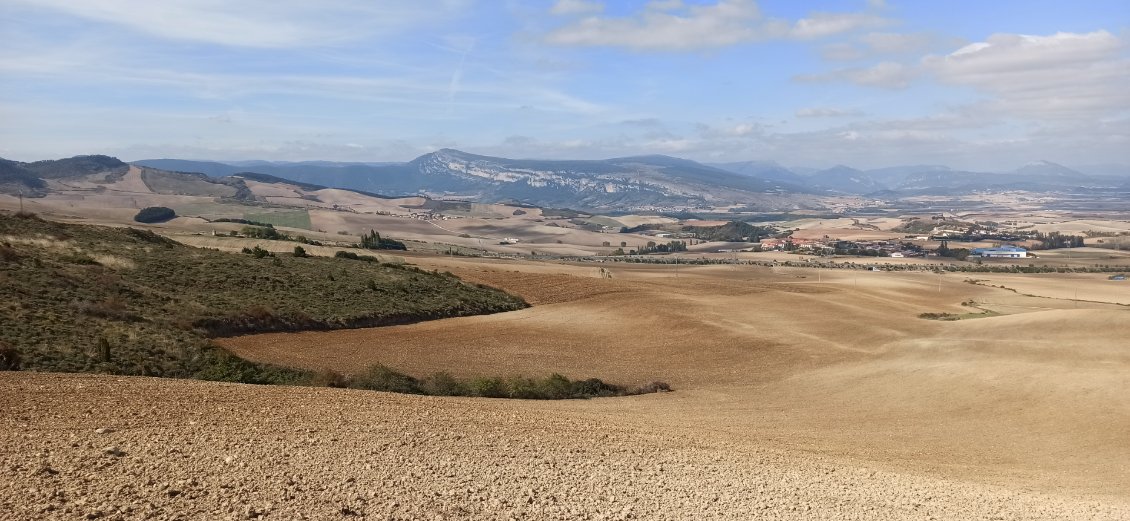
[5,372,1129,520]
[219,257,1130,507]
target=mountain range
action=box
[3,151,1128,210]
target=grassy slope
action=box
[0,214,526,381]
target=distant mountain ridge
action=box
[136,149,814,209]
[5,151,1127,205]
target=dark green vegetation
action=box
[622,220,781,244]
[359,229,406,250]
[320,364,671,399]
[239,224,324,246]
[133,206,177,223]
[0,213,526,381]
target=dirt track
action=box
[4,372,1128,520]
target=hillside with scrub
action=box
[0,213,527,382]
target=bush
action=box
[311,368,351,388]
[293,245,308,258]
[469,376,508,398]
[0,243,19,263]
[334,250,378,262]
[133,206,176,223]
[350,364,423,394]
[242,225,285,240]
[241,245,273,258]
[421,372,468,396]
[0,342,21,371]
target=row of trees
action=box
[359,229,406,251]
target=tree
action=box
[133,206,176,223]
[360,229,406,251]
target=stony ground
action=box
[4,373,1128,520]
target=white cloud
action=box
[544,0,764,50]
[550,0,604,16]
[789,13,892,40]
[795,61,917,89]
[922,30,1130,120]
[796,107,864,118]
[859,32,933,53]
[543,1,893,51]
[4,0,467,48]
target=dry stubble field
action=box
[4,255,1129,519]
[191,255,1130,518]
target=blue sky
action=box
[1,0,1127,170]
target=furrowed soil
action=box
[217,257,1130,513]
[3,372,1128,520]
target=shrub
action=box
[918,312,957,321]
[133,206,176,223]
[334,250,378,262]
[241,245,273,258]
[505,376,544,399]
[293,245,308,258]
[311,368,351,388]
[538,373,574,399]
[0,243,19,263]
[242,225,285,240]
[570,377,624,398]
[469,376,508,398]
[0,342,21,371]
[350,364,423,394]
[421,372,468,396]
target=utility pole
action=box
[18,189,24,213]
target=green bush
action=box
[349,364,424,394]
[469,376,508,398]
[240,245,273,258]
[421,372,468,396]
[293,245,308,258]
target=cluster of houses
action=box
[758,237,925,257]
[408,211,455,221]
[759,236,1030,259]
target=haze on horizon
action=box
[1,0,1128,171]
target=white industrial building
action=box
[971,246,1027,258]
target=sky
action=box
[1,0,1128,170]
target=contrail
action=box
[447,38,476,107]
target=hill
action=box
[138,149,816,209]
[0,213,526,381]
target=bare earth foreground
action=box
[2,372,1127,521]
